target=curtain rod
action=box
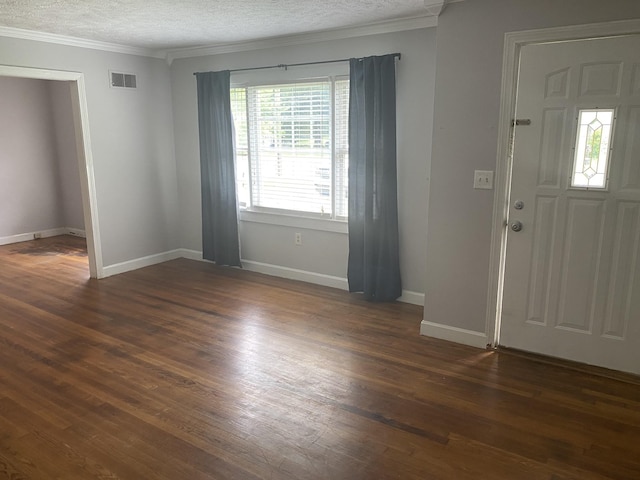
[193,52,401,75]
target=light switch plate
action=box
[474,170,494,190]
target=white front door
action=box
[500,35,640,375]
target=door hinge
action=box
[513,119,532,126]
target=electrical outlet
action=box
[33,232,42,239]
[473,170,494,190]
[295,232,302,246]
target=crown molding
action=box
[0,5,458,65]
[0,26,166,59]
[424,0,465,16]
[423,1,447,17]
[165,14,438,64]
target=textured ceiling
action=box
[0,0,436,50]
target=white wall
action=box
[0,37,179,266]
[0,77,64,237]
[424,0,640,338]
[171,28,436,296]
[49,80,84,230]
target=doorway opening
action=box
[0,65,102,278]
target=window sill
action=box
[239,209,348,234]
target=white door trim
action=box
[486,18,640,346]
[0,65,103,278]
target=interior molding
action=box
[71,71,104,279]
[398,290,425,306]
[486,18,640,348]
[178,249,204,261]
[178,249,424,305]
[420,320,489,349]
[66,228,87,238]
[241,259,349,291]
[0,26,164,59]
[165,15,438,64]
[102,249,184,278]
[423,0,465,17]
[0,228,87,246]
[0,228,66,246]
[0,13,442,64]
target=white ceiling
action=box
[0,0,446,51]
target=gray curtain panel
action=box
[195,71,241,267]
[347,55,402,302]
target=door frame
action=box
[486,18,640,347]
[0,65,103,278]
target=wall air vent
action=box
[110,71,137,89]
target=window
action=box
[571,109,615,189]
[231,77,349,220]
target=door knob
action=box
[511,220,523,232]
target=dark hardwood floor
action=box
[1,236,639,479]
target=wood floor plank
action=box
[1,236,639,479]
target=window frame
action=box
[230,72,350,227]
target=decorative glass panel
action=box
[571,109,614,189]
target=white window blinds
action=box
[231,77,349,219]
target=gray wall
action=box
[0,37,179,266]
[0,77,86,237]
[171,28,436,295]
[50,80,84,230]
[424,0,640,334]
[0,77,64,237]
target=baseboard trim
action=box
[0,227,87,246]
[178,249,204,261]
[420,320,488,349]
[102,249,184,278]
[0,228,65,246]
[241,259,349,291]
[398,290,425,306]
[177,250,423,305]
[66,228,86,238]
[0,235,426,306]
[241,260,424,305]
